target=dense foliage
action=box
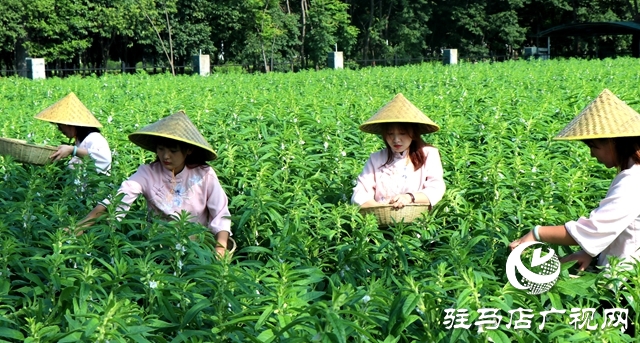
[0,58,639,342]
[0,0,637,72]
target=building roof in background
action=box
[536,22,640,37]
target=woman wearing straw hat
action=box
[509,89,640,336]
[351,93,446,209]
[73,111,232,257]
[35,92,111,174]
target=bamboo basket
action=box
[0,137,57,165]
[227,237,237,254]
[359,204,430,226]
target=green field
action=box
[0,58,639,342]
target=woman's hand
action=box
[560,250,593,271]
[50,145,74,161]
[508,231,536,251]
[214,231,230,259]
[215,245,227,258]
[389,194,412,209]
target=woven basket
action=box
[0,137,57,165]
[227,237,237,254]
[359,204,430,226]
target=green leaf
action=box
[0,327,24,340]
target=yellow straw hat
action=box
[128,111,217,161]
[555,89,640,140]
[359,93,440,135]
[34,92,103,128]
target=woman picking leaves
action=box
[35,92,111,174]
[509,89,640,336]
[351,93,446,209]
[74,111,232,257]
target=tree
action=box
[303,0,358,68]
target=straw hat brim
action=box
[34,92,103,128]
[128,111,217,161]
[128,132,217,161]
[359,120,440,135]
[554,89,640,141]
[359,93,440,135]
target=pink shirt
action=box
[351,146,446,206]
[103,162,231,235]
[565,162,640,266]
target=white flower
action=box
[149,280,158,289]
[498,173,505,179]
[532,167,537,173]
[281,143,285,150]
[293,118,297,123]
[175,243,186,253]
[341,151,346,157]
[324,142,329,150]
[299,140,305,145]
[177,260,183,270]
[362,295,371,304]
[107,116,113,123]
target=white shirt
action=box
[565,162,640,266]
[69,132,112,174]
[351,146,446,206]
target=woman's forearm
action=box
[78,204,107,227]
[413,192,431,205]
[359,199,379,208]
[74,147,89,158]
[538,225,578,245]
[215,231,230,249]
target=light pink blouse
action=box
[102,162,232,235]
[351,146,446,206]
[565,162,640,266]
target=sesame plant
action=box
[0,58,639,342]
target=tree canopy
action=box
[0,0,637,73]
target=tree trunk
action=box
[164,5,175,76]
[364,0,374,61]
[260,31,269,72]
[15,36,29,77]
[300,0,306,68]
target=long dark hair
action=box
[381,122,429,171]
[75,126,101,144]
[584,137,640,171]
[152,137,209,169]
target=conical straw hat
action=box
[34,92,103,128]
[128,111,217,161]
[359,93,439,135]
[555,89,640,140]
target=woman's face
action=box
[385,125,413,154]
[57,124,76,139]
[156,144,191,174]
[586,139,616,168]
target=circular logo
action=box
[506,241,561,295]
